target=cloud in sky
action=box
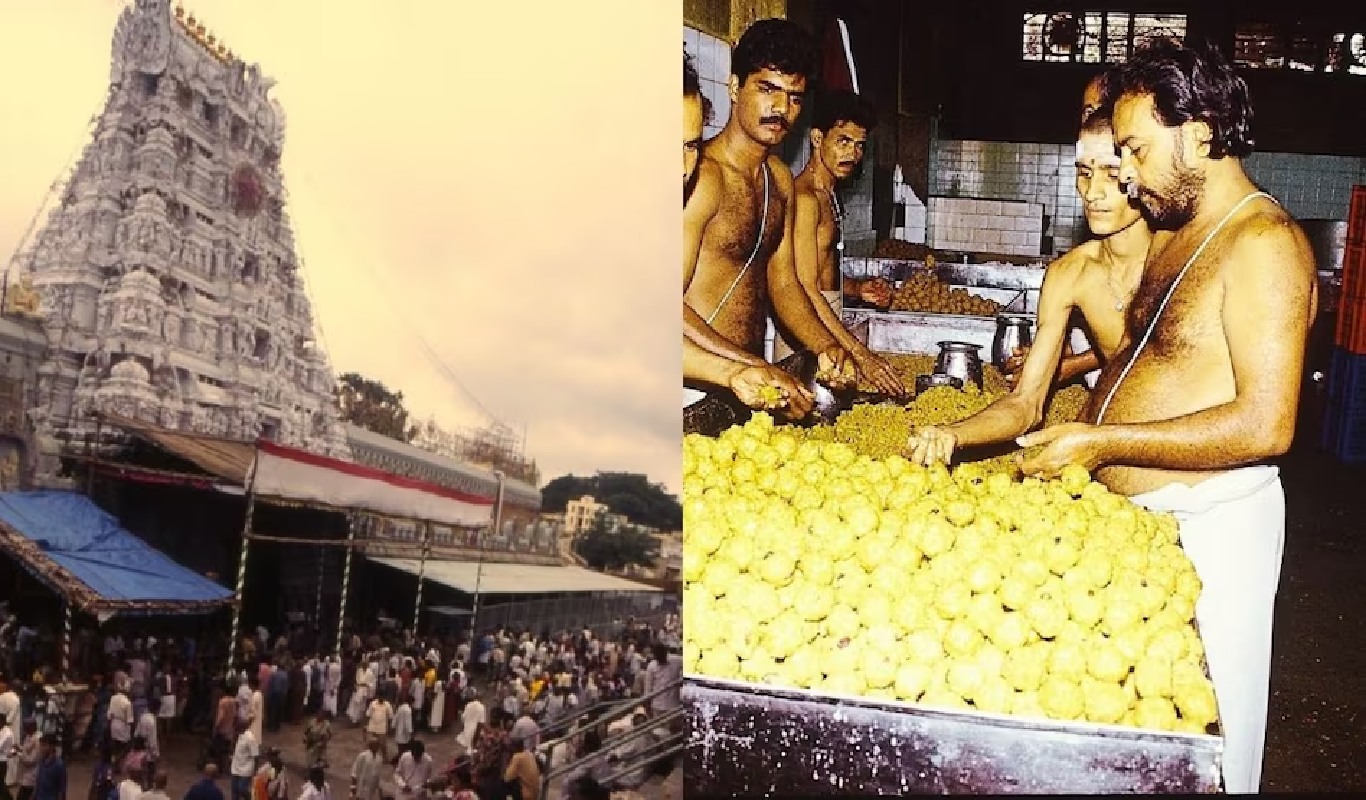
[0,1,682,494]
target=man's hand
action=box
[815,346,857,389]
[729,365,814,418]
[1016,422,1105,479]
[907,426,958,466]
[852,347,906,396]
[1002,345,1030,386]
[856,277,893,308]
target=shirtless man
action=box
[1004,72,1113,387]
[908,110,1149,464]
[1017,40,1316,794]
[682,48,811,415]
[684,20,856,415]
[788,90,904,396]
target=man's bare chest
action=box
[1126,248,1225,359]
[706,177,786,266]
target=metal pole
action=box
[61,602,71,683]
[226,459,259,673]
[470,471,504,639]
[412,521,432,634]
[334,511,357,657]
[314,545,326,640]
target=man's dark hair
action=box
[684,49,713,124]
[811,90,877,134]
[1103,37,1254,159]
[684,49,701,98]
[1080,108,1113,135]
[731,18,818,84]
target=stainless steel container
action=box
[936,341,984,390]
[916,372,963,394]
[993,314,1034,370]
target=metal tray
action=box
[684,675,1223,796]
[842,258,1047,292]
[843,308,1039,357]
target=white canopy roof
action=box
[372,557,662,595]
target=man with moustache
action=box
[684,19,858,417]
[909,108,1150,464]
[1017,39,1316,794]
[682,48,811,416]
[784,90,903,395]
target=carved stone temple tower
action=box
[17,0,351,479]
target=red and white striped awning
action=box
[251,440,495,528]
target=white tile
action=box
[973,228,1001,245]
[712,88,731,126]
[684,27,700,59]
[697,33,726,84]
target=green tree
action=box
[573,516,659,571]
[335,372,418,442]
[541,472,681,531]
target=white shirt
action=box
[365,700,393,736]
[0,691,19,730]
[298,783,330,800]
[135,711,159,758]
[108,693,135,741]
[231,731,259,777]
[393,705,413,744]
[118,778,142,800]
[0,725,14,775]
[236,685,253,721]
[393,752,432,793]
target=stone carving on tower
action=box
[18,1,351,478]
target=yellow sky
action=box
[0,0,682,494]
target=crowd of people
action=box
[0,609,681,800]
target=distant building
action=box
[565,495,607,535]
[655,531,682,580]
[345,423,556,565]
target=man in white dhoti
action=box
[455,695,484,753]
[1016,40,1317,795]
[324,657,341,717]
[427,678,445,734]
[349,737,383,800]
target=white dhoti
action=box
[770,289,843,363]
[1130,465,1285,795]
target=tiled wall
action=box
[1242,153,1366,221]
[684,27,731,140]
[930,140,1366,257]
[927,198,1043,257]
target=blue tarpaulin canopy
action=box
[0,491,233,615]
